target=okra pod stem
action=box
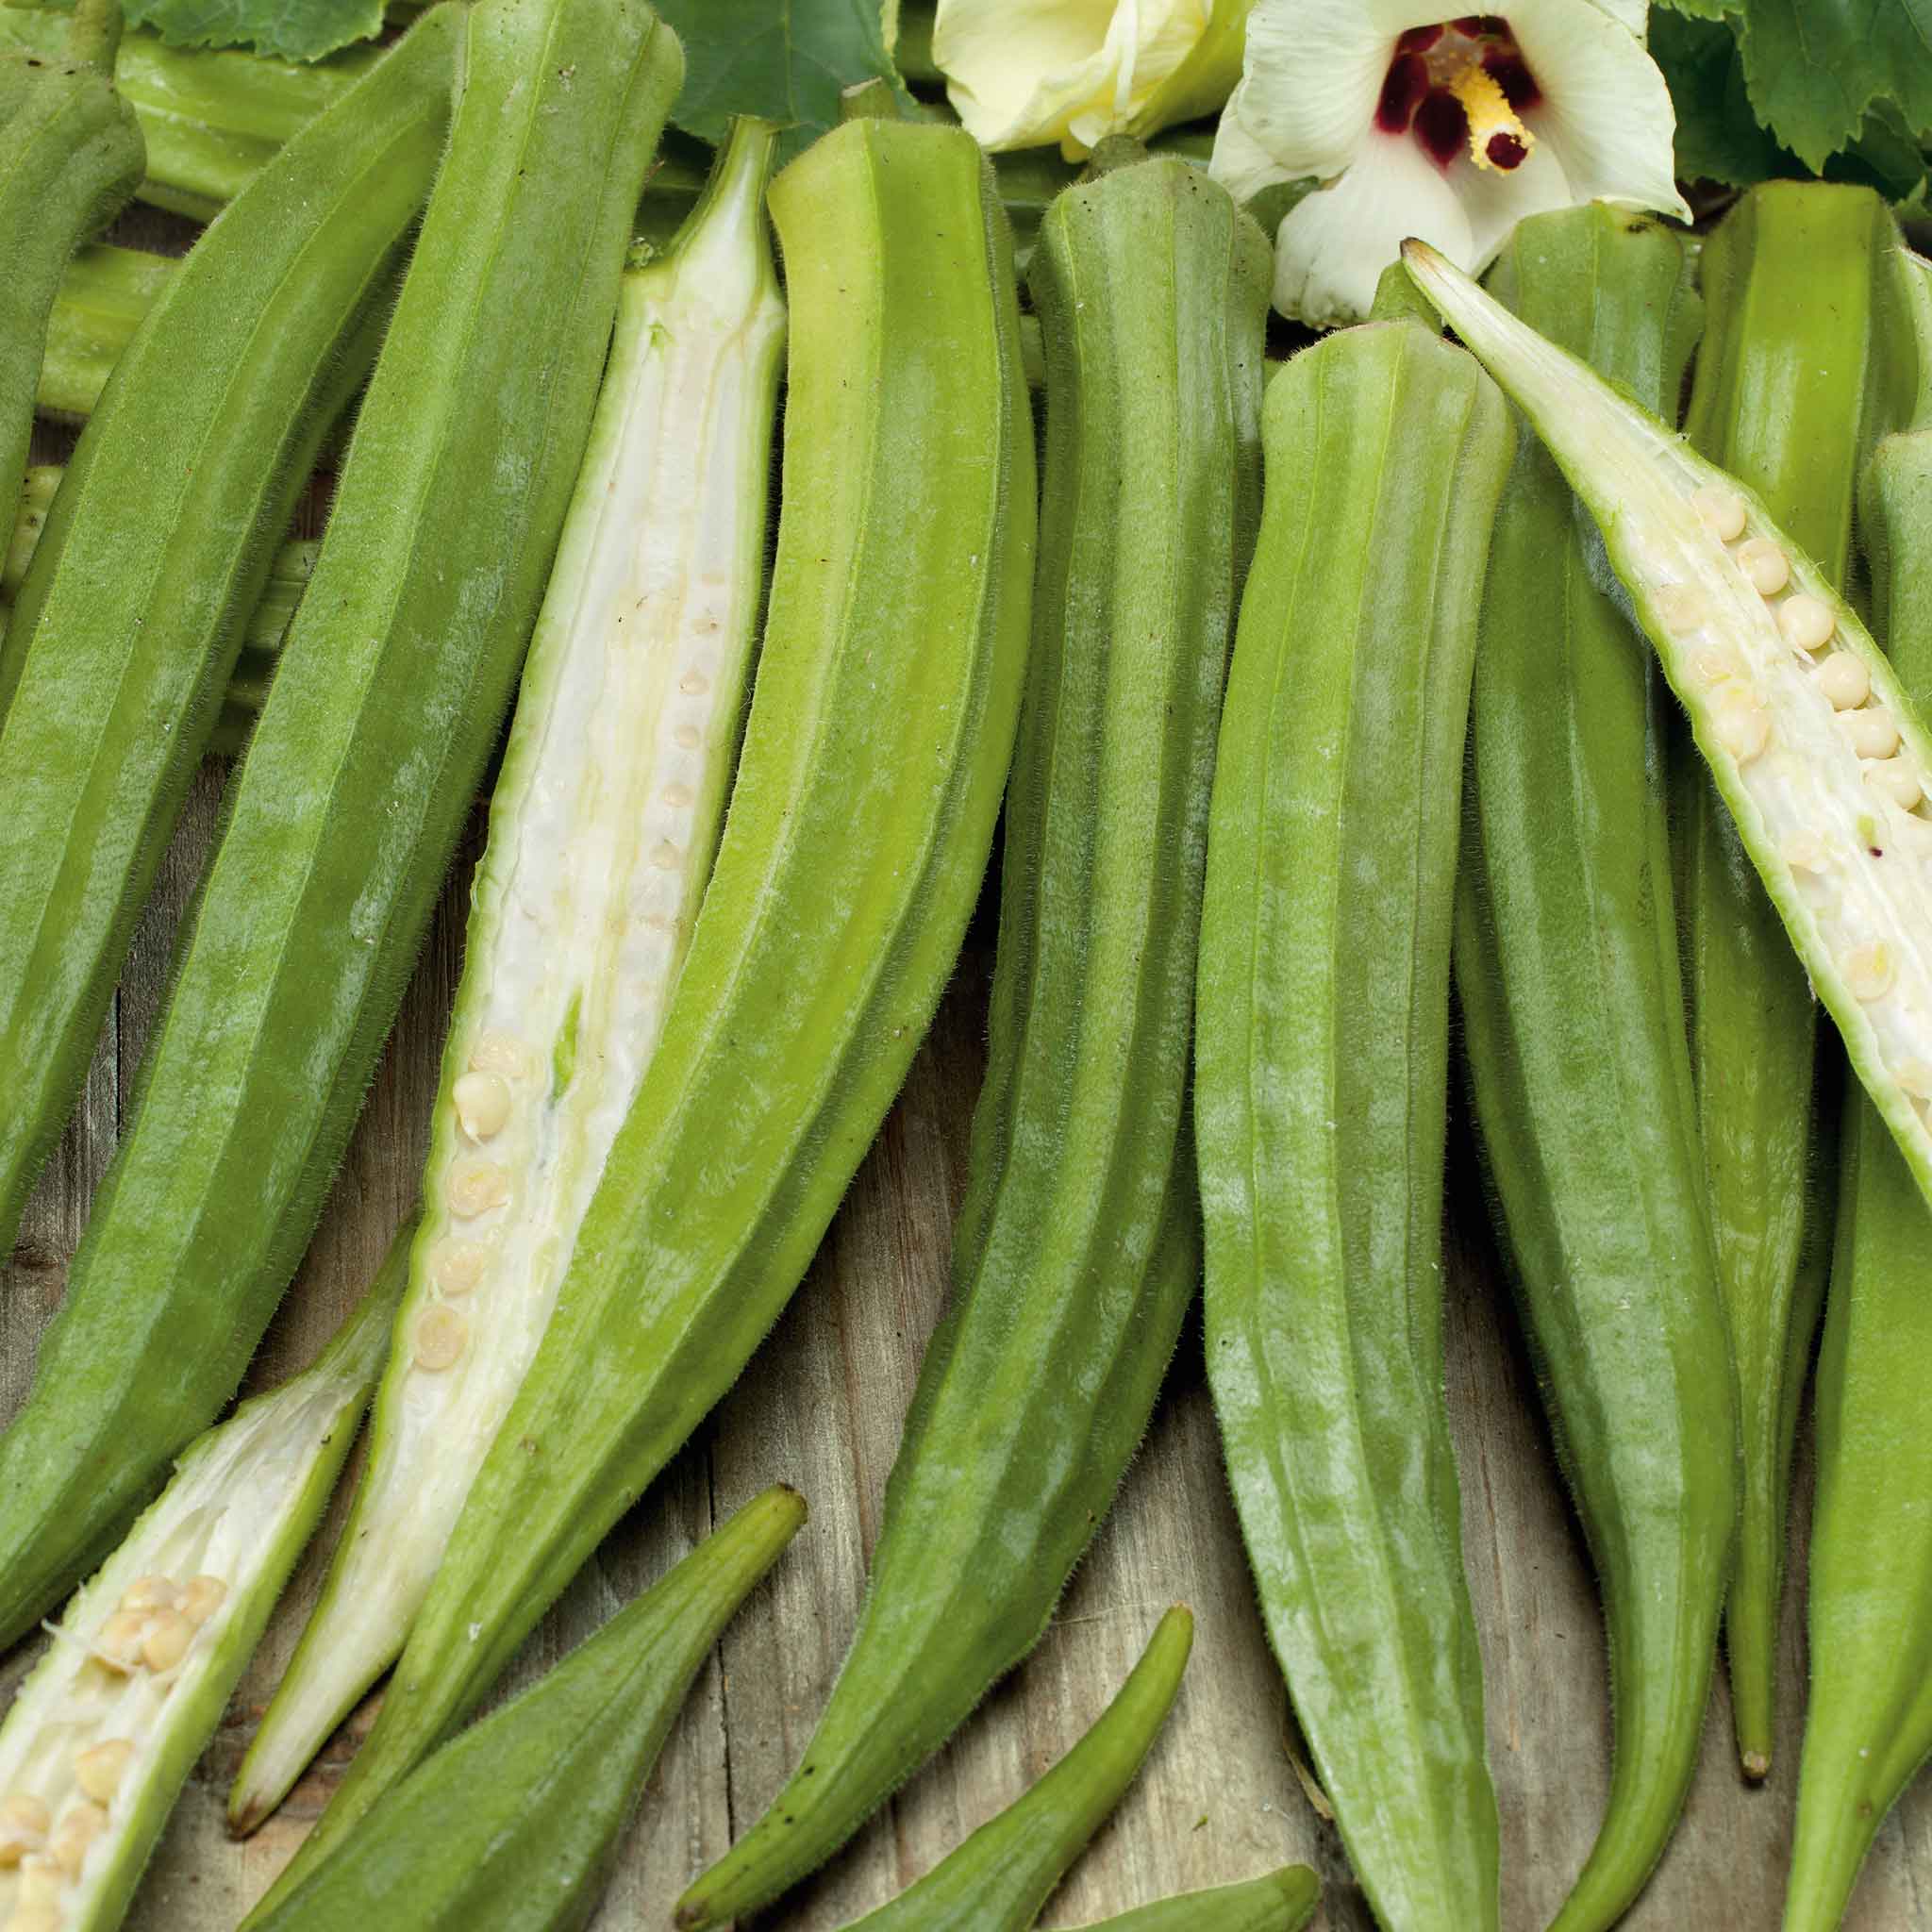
[231,113,787,1835]
[253,108,1036,1903]
[239,1488,807,1932]
[1197,312,1509,1929]
[679,147,1266,1932]
[1452,206,1732,1932]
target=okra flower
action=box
[1212,3,1687,325]
[933,0,1255,157]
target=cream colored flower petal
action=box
[1273,132,1474,328]
[1209,90,1298,206]
[1512,0,1690,222]
[1591,0,1649,37]
[1125,0,1257,142]
[1455,139,1577,275]
[934,0,1117,149]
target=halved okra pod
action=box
[229,115,788,1834]
[0,0,683,1644]
[1195,308,1508,1929]
[0,1218,413,1932]
[0,5,455,1268]
[0,0,141,522]
[677,147,1267,1930]
[1453,207,1735,1932]
[246,106,1037,1905]
[831,1608,1193,1932]
[1680,182,1896,1779]
[1785,242,1932,1932]
[241,1487,806,1932]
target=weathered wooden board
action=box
[8,208,1932,1932]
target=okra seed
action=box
[94,1609,147,1671]
[72,1740,134,1805]
[469,1031,527,1079]
[1870,758,1924,811]
[50,1801,106,1875]
[1819,651,1871,708]
[14,1858,58,1907]
[678,670,709,696]
[1654,582,1707,633]
[1845,941,1896,1001]
[1736,536,1790,594]
[141,1609,194,1673]
[674,724,700,750]
[650,840,681,871]
[0,1796,50,1867]
[179,1576,226,1626]
[10,1906,61,1932]
[1692,485,1747,541]
[661,782,693,808]
[120,1576,179,1615]
[1690,646,1736,688]
[447,1159,512,1218]
[413,1306,469,1372]
[1715,701,1770,763]
[1782,831,1829,873]
[431,1238,491,1296]
[1840,707,1901,759]
[452,1071,512,1141]
[1779,594,1838,653]
[1898,1059,1932,1099]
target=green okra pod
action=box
[678,147,1266,1932]
[1453,206,1733,1932]
[0,1217,413,1932]
[1073,1866,1319,1932]
[1680,182,1893,1779]
[0,0,682,1643]
[0,7,454,1270]
[251,108,1037,1905]
[1784,242,1932,1932]
[239,1487,806,1932]
[39,243,172,422]
[832,1608,1193,1932]
[1196,311,1508,1930]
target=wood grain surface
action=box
[8,208,1932,1932]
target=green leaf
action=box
[1653,9,1786,185]
[651,0,913,161]
[120,0,382,59]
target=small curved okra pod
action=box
[239,1488,806,1932]
[0,6,455,1269]
[1074,1866,1319,1932]
[1785,243,1932,1932]
[0,0,141,520]
[832,1608,1193,1932]
[1680,183,1893,1778]
[0,0,683,1645]
[248,108,1036,1904]
[1405,240,1932,1228]
[230,115,788,1833]
[1453,206,1735,1932]
[1196,311,1508,1930]
[678,149,1266,1931]
[0,1219,412,1932]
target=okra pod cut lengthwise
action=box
[1453,208,1735,1932]
[0,0,683,1645]
[1196,308,1508,1929]
[250,107,1036,1903]
[232,115,787,1831]
[680,147,1266,1930]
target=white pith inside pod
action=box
[1405,237,1932,1211]
[229,117,787,1831]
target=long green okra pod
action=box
[39,244,172,422]
[678,148,1265,1931]
[0,6,455,1266]
[240,1488,806,1932]
[248,108,1036,1906]
[1196,309,1508,1930]
[0,0,682,1644]
[1680,182,1892,1778]
[1074,1867,1319,1932]
[231,115,787,1832]
[1785,242,1932,1932]
[1453,206,1732,1932]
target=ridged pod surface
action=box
[0,0,682,1644]
[1680,182,1894,1778]
[832,1609,1193,1932]
[229,116,788,1835]
[1074,1866,1319,1932]
[1452,206,1732,1932]
[676,149,1266,1931]
[0,1219,412,1932]
[0,7,455,1267]
[40,243,171,421]
[1196,313,1508,1931]
[251,109,1037,1902]
[240,1488,806,1932]
[1785,242,1932,1932]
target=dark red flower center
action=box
[1373,17,1540,175]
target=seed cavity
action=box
[180,1576,226,1626]
[142,1608,195,1673]
[674,724,701,750]
[446,1159,511,1219]
[1736,536,1790,595]
[469,1031,527,1079]
[1845,941,1896,1001]
[1692,485,1748,541]
[661,782,694,809]
[1818,651,1872,708]
[650,840,681,872]
[1779,594,1838,653]
[1899,1059,1932,1100]
[413,1306,469,1373]
[1690,645,1736,688]
[0,1796,50,1868]
[49,1801,106,1876]
[1715,700,1770,764]
[1782,830,1829,874]
[1654,582,1707,634]
[1869,758,1924,811]
[452,1071,512,1141]
[678,669,709,696]
[73,1740,134,1806]
[431,1237,491,1296]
